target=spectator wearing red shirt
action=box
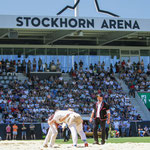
[129,84,135,98]
[121,60,126,70]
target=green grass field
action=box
[55,137,150,144]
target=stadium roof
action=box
[1,29,150,47]
[0,15,150,47]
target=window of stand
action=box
[2,48,13,55]
[36,48,46,55]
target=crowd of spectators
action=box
[118,60,150,97]
[4,123,36,140]
[138,125,150,137]
[0,59,144,139]
[0,58,61,76]
[115,59,150,75]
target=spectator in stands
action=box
[121,60,126,71]
[2,59,6,72]
[27,60,31,76]
[141,59,144,72]
[33,58,36,72]
[89,63,93,71]
[79,60,83,70]
[129,83,135,98]
[42,62,47,72]
[101,61,105,70]
[137,114,142,120]
[22,59,26,74]
[144,126,150,136]
[13,60,16,73]
[50,60,56,72]
[6,60,10,72]
[56,59,61,72]
[9,60,15,73]
[17,60,22,73]
[147,63,150,75]
[138,125,145,137]
[126,60,131,71]
[110,63,113,74]
[0,60,2,73]
[38,58,42,72]
[74,61,78,70]
[115,62,118,73]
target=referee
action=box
[89,95,110,145]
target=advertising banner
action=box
[138,92,150,109]
[1,15,150,31]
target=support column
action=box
[74,0,79,17]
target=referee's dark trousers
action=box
[93,118,106,143]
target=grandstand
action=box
[0,14,150,141]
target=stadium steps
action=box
[17,73,28,82]
[115,74,150,121]
[134,92,150,121]
[130,97,148,120]
[147,76,150,81]
[61,73,72,82]
[0,113,2,120]
[114,74,129,95]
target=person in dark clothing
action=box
[105,123,109,140]
[79,60,83,69]
[74,61,78,70]
[29,122,36,140]
[21,124,27,140]
[62,123,70,142]
[89,95,110,145]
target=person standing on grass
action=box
[29,122,36,140]
[21,123,27,140]
[62,123,70,142]
[89,95,110,145]
[105,122,109,140]
[6,124,11,140]
[12,124,18,140]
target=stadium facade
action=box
[0,14,150,140]
[0,15,150,71]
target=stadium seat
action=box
[2,72,6,76]
[0,80,5,84]
[7,72,12,76]
[5,80,10,84]
[3,84,8,88]
[8,76,13,80]
[4,76,8,80]
[14,76,17,80]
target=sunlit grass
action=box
[55,137,150,144]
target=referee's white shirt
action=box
[92,102,102,118]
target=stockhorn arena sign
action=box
[1,15,150,31]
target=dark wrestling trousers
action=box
[93,118,106,143]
